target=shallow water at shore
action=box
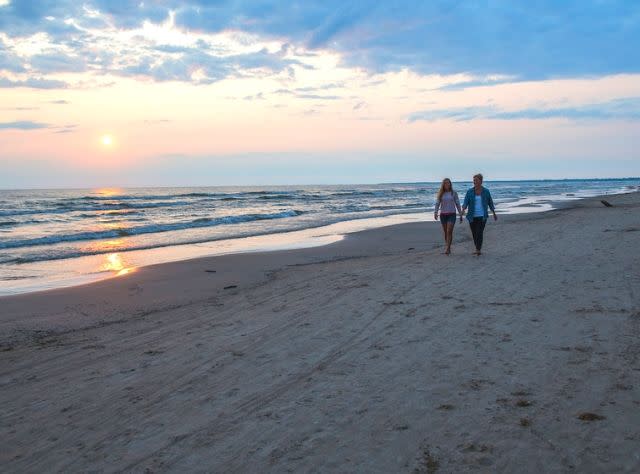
[1,179,638,294]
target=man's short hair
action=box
[473,173,483,182]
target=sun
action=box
[101,134,113,146]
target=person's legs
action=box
[446,222,455,252]
[474,217,486,253]
[469,219,479,252]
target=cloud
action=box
[243,92,265,101]
[0,1,638,84]
[0,120,49,130]
[29,52,88,73]
[53,123,78,131]
[408,97,640,122]
[143,119,172,124]
[0,47,26,73]
[1,106,40,111]
[292,82,344,93]
[353,101,366,110]
[0,120,77,132]
[114,45,302,84]
[0,77,68,89]
[172,1,640,79]
[296,94,341,100]
[434,76,519,91]
[270,85,345,101]
[306,3,373,49]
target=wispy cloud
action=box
[51,124,78,134]
[143,119,172,124]
[296,94,341,100]
[0,77,68,89]
[435,76,520,91]
[408,97,640,122]
[0,120,49,130]
[243,92,265,101]
[353,101,367,111]
[1,106,39,111]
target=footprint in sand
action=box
[577,412,606,421]
[437,404,455,411]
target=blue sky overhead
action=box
[1,0,639,187]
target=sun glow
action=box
[101,134,113,146]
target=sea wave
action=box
[0,207,429,264]
[78,190,301,201]
[0,199,196,217]
[0,210,304,250]
[80,192,224,201]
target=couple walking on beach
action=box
[433,173,498,256]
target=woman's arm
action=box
[456,192,464,221]
[454,191,462,213]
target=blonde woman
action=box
[434,178,462,255]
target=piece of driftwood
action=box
[600,200,613,207]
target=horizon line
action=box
[0,176,639,192]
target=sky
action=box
[1,0,639,188]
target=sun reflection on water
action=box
[102,253,134,276]
[95,187,123,197]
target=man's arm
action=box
[487,190,497,220]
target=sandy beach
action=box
[1,192,639,473]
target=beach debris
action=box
[519,418,531,427]
[577,412,606,421]
[143,349,164,355]
[437,404,455,410]
[600,200,613,207]
[408,247,415,250]
[223,285,238,290]
[516,399,532,407]
[205,270,217,273]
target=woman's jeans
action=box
[469,217,486,251]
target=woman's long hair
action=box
[437,178,454,202]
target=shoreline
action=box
[1,187,635,297]
[1,191,639,472]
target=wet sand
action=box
[1,192,639,472]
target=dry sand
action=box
[1,193,639,473]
